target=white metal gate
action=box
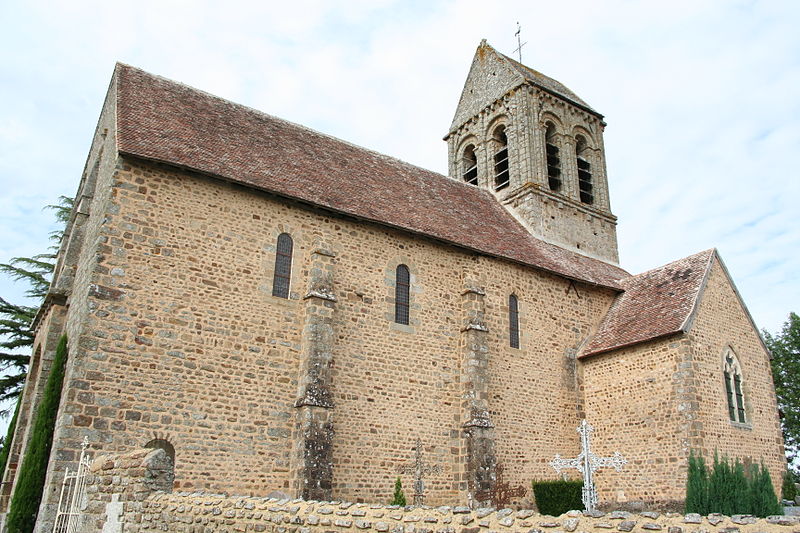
[52,437,90,533]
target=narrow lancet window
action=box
[462,144,478,186]
[493,126,510,191]
[576,136,593,204]
[723,350,746,423]
[272,233,293,298]
[395,264,410,325]
[545,124,562,192]
[509,294,520,349]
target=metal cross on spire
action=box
[397,438,441,506]
[514,22,527,63]
[550,419,626,512]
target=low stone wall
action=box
[81,447,174,532]
[77,448,800,533]
[130,494,800,533]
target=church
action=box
[1,40,785,530]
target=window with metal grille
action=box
[462,144,478,185]
[723,351,746,423]
[576,136,593,204]
[545,124,561,192]
[509,294,520,349]
[272,233,293,299]
[395,264,410,325]
[493,126,510,191]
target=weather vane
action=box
[514,22,527,62]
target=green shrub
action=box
[391,476,406,506]
[6,335,68,533]
[532,479,583,515]
[749,462,783,517]
[686,452,783,517]
[708,453,735,516]
[685,452,709,514]
[731,459,750,513]
[0,398,21,481]
[783,470,797,502]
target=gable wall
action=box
[686,258,785,492]
[45,156,618,507]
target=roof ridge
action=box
[115,63,468,188]
[626,248,715,281]
[113,62,631,289]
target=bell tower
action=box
[445,40,619,264]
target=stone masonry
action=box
[81,449,800,533]
[1,43,787,532]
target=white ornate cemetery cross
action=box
[397,438,441,506]
[549,419,626,513]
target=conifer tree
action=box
[731,459,750,514]
[0,196,72,411]
[749,462,783,517]
[783,470,797,502]
[391,476,407,506]
[708,453,735,515]
[685,452,709,514]
[764,313,800,473]
[6,335,68,533]
[0,398,20,480]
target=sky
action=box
[0,3,798,391]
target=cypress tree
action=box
[685,452,709,514]
[0,196,73,410]
[708,453,735,515]
[0,398,21,480]
[6,335,68,533]
[730,459,750,514]
[750,462,783,517]
[391,476,407,506]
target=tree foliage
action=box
[764,312,800,473]
[686,452,782,517]
[783,470,798,501]
[391,476,407,506]
[6,335,68,533]
[0,398,21,481]
[685,452,709,514]
[0,196,72,411]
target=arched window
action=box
[545,123,562,192]
[509,294,520,348]
[395,264,410,325]
[462,144,478,186]
[576,136,593,204]
[272,233,293,299]
[493,126,510,191]
[723,350,746,423]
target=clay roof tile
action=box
[581,249,716,357]
[113,63,629,289]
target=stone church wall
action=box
[581,257,786,507]
[41,153,620,509]
[483,261,616,498]
[582,337,691,506]
[685,259,785,493]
